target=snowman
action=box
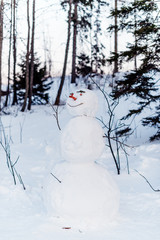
[44,89,119,228]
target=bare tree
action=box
[0,118,25,190]
[134,0,137,71]
[91,76,133,175]
[5,0,13,107]
[43,31,52,77]
[71,0,78,84]
[12,0,18,105]
[21,0,30,112]
[113,0,118,75]
[0,0,4,110]
[28,0,36,110]
[54,0,72,105]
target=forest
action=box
[0,0,159,140]
[0,1,160,239]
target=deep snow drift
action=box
[0,78,160,240]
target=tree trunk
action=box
[71,1,78,84]
[21,0,30,112]
[94,1,100,73]
[113,0,118,75]
[28,0,35,111]
[54,0,72,105]
[0,0,3,111]
[12,0,18,105]
[134,0,137,71]
[5,0,12,107]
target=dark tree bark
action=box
[21,0,30,112]
[0,0,3,110]
[134,0,137,71]
[28,0,35,111]
[5,0,13,107]
[71,0,78,84]
[12,0,18,105]
[113,0,118,75]
[0,0,3,111]
[54,0,72,105]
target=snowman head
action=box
[66,89,98,117]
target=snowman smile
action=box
[67,103,84,108]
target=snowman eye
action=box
[77,90,86,95]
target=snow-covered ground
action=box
[0,78,160,240]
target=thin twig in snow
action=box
[49,103,61,131]
[134,169,160,192]
[50,172,62,183]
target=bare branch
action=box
[90,76,133,175]
[50,172,62,183]
[134,169,160,192]
[49,102,61,131]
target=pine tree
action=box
[76,53,92,77]
[76,0,107,79]
[16,57,53,105]
[109,0,160,141]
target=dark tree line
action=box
[0,0,160,141]
[55,0,108,105]
[17,56,52,105]
[108,0,160,141]
[0,0,52,111]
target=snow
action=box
[61,116,105,161]
[0,79,160,239]
[44,161,119,229]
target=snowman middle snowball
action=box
[61,89,105,162]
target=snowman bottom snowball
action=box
[44,162,120,226]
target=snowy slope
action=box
[0,80,160,239]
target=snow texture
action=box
[0,77,160,239]
[45,161,120,228]
[61,116,105,162]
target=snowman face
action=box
[66,89,98,117]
